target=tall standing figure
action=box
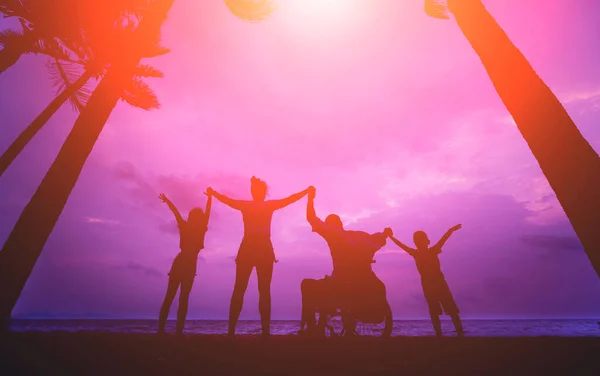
[209,177,311,336]
[158,191,212,334]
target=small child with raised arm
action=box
[157,191,212,334]
[389,224,464,337]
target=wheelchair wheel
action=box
[344,302,394,337]
[318,306,393,337]
[315,310,344,337]
[354,317,392,337]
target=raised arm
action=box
[368,231,389,251]
[203,190,213,223]
[305,186,325,229]
[269,187,311,211]
[159,193,184,226]
[432,224,462,251]
[389,235,417,256]
[208,187,245,211]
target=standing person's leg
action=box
[176,274,195,334]
[256,261,274,336]
[440,279,463,336]
[423,281,443,336]
[430,312,442,337]
[451,314,464,336]
[228,263,253,336]
[158,277,180,333]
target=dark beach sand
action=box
[1,333,599,375]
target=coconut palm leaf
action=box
[134,25,170,58]
[46,58,92,111]
[141,42,170,58]
[121,77,160,110]
[30,37,72,61]
[0,0,28,18]
[135,64,164,78]
[59,34,94,66]
[0,27,26,48]
[224,0,275,23]
[0,26,71,62]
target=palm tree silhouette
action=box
[0,22,167,178]
[0,0,149,74]
[425,0,600,278]
[0,18,68,74]
[0,0,275,329]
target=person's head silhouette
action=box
[413,230,430,249]
[187,207,206,226]
[325,214,344,230]
[250,176,268,202]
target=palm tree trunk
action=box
[0,71,93,178]
[0,0,174,331]
[0,45,23,75]
[451,1,600,278]
[0,65,127,330]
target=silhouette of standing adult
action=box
[208,177,311,336]
[157,191,212,334]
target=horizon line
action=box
[11,316,600,321]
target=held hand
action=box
[307,186,316,200]
[158,193,169,203]
[424,0,450,19]
[205,187,214,197]
[383,227,393,238]
[450,224,462,232]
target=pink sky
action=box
[1,0,600,319]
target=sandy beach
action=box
[1,333,599,375]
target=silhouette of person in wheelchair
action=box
[300,187,393,337]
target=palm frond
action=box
[135,64,163,78]
[0,0,29,19]
[53,33,110,80]
[424,0,450,19]
[59,32,93,61]
[141,42,170,58]
[223,0,275,23]
[30,37,72,60]
[46,58,92,112]
[126,19,170,59]
[0,27,25,48]
[121,77,160,111]
[106,0,153,21]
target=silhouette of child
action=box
[209,177,311,336]
[157,191,212,335]
[389,225,464,337]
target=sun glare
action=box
[278,0,363,38]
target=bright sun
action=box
[278,0,363,37]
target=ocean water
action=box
[9,319,600,337]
